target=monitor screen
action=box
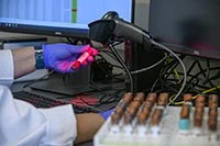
[149,0,220,60]
[0,0,134,38]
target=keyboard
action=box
[12,90,96,113]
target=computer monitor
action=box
[149,0,220,60]
[0,0,134,38]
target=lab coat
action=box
[0,50,77,146]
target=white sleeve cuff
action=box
[0,50,14,87]
[39,105,77,146]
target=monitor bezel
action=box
[0,1,135,39]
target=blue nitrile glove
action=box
[99,109,114,120]
[43,43,98,73]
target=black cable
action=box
[149,63,218,95]
[106,50,129,72]
[205,59,211,81]
[197,60,207,78]
[176,60,216,89]
[189,60,199,74]
[158,78,179,92]
[162,59,197,87]
[149,69,166,92]
[149,56,180,92]
[109,44,134,93]
[160,56,216,94]
[131,55,167,75]
[162,70,207,95]
[163,55,185,80]
[180,67,220,90]
[209,70,220,81]
[97,54,124,69]
[150,78,160,92]
[203,59,212,84]
[108,42,131,70]
[155,57,181,91]
[184,78,200,92]
[193,59,214,87]
[166,70,206,94]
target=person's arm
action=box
[0,84,108,145]
[74,113,104,144]
[11,46,36,79]
[0,47,36,87]
[11,44,98,78]
[0,50,14,86]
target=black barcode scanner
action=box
[88,11,153,49]
[101,11,119,20]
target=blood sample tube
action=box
[157,92,169,107]
[195,102,205,113]
[151,108,163,126]
[142,101,154,113]
[128,101,141,110]
[208,101,218,132]
[193,95,205,135]
[146,92,157,103]
[137,110,151,125]
[196,94,206,103]
[133,92,145,103]
[208,114,218,131]
[194,113,204,128]
[183,93,193,111]
[124,101,140,124]
[122,92,133,103]
[123,103,140,134]
[194,106,204,128]
[209,103,218,114]
[179,104,190,132]
[183,93,193,102]
[72,49,93,69]
[111,112,121,125]
[180,104,190,119]
[114,92,132,116]
[151,108,163,136]
[208,94,218,107]
[110,112,121,133]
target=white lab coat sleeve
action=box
[0,50,14,87]
[0,85,77,146]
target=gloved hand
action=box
[43,43,98,73]
[99,109,114,120]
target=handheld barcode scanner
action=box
[88,11,153,49]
